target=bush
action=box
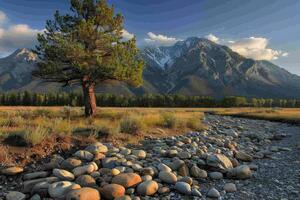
[52,118,72,136]
[120,116,143,134]
[160,112,177,128]
[186,118,202,130]
[24,126,48,146]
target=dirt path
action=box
[204,114,300,200]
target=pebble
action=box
[137,180,159,196]
[158,171,177,184]
[224,183,237,193]
[207,187,221,198]
[100,184,125,200]
[175,182,192,195]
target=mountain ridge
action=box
[1,37,300,98]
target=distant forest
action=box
[0,91,299,108]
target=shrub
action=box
[52,118,72,136]
[0,116,24,127]
[120,116,143,134]
[24,126,48,146]
[160,112,178,129]
[186,118,202,130]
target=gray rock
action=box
[175,182,191,195]
[73,150,94,161]
[48,181,81,199]
[53,169,75,181]
[6,191,26,200]
[209,172,223,180]
[224,183,237,193]
[207,188,220,198]
[158,171,177,184]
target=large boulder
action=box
[111,173,142,188]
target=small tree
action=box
[33,0,144,117]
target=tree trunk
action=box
[82,82,97,117]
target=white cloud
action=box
[0,11,43,56]
[206,34,288,61]
[228,37,288,61]
[122,29,134,40]
[144,32,180,46]
[0,11,6,24]
[205,34,219,43]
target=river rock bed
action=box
[0,114,299,200]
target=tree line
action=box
[0,92,300,108]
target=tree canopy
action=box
[33,0,144,116]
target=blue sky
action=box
[0,0,300,75]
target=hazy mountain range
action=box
[1,37,300,98]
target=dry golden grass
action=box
[0,107,206,146]
[207,107,300,124]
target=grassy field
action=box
[0,107,206,166]
[208,107,300,124]
[1,106,299,166]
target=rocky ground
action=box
[0,114,299,200]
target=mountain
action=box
[140,37,300,98]
[1,38,300,98]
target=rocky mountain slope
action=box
[141,37,300,98]
[1,38,300,98]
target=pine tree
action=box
[33,0,144,117]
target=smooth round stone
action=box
[142,175,152,181]
[53,169,75,181]
[191,188,202,197]
[235,151,253,162]
[75,175,96,187]
[23,171,49,180]
[157,163,172,172]
[132,150,147,159]
[1,167,23,175]
[224,183,237,193]
[72,163,97,177]
[48,181,81,199]
[6,191,26,200]
[112,173,142,188]
[227,165,252,179]
[120,148,131,155]
[209,172,223,180]
[167,150,178,157]
[61,158,82,170]
[175,182,191,195]
[85,142,108,154]
[112,168,121,176]
[190,165,207,178]
[137,180,159,196]
[207,188,220,198]
[74,150,94,161]
[140,167,155,176]
[158,171,177,184]
[178,152,191,159]
[100,184,125,200]
[206,154,233,170]
[132,164,143,171]
[179,176,193,185]
[66,187,100,200]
